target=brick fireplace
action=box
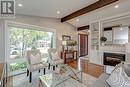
[103,52,125,66]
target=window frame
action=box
[5,21,56,75]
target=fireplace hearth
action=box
[104,52,125,66]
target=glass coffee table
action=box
[39,64,84,87]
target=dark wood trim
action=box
[77,25,89,31]
[62,35,71,40]
[104,27,112,31]
[29,72,32,83]
[61,0,119,22]
[103,25,121,31]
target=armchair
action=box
[48,48,64,70]
[26,50,47,83]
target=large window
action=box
[7,23,56,74]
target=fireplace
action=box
[104,52,125,66]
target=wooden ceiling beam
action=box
[77,25,89,31]
[61,0,119,22]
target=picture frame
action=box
[62,35,71,51]
[62,35,71,41]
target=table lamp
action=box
[62,41,67,46]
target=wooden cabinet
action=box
[61,51,78,63]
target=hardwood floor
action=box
[67,58,104,78]
[6,58,104,87]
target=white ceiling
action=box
[67,0,130,27]
[16,0,97,18]
[15,0,130,27]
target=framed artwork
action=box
[62,35,71,51]
[62,35,71,41]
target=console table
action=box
[61,51,78,63]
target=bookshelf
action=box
[90,22,100,50]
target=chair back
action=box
[48,48,58,59]
[27,50,42,65]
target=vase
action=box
[102,43,105,46]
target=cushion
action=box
[51,52,60,61]
[105,65,115,74]
[106,66,130,87]
[30,53,41,65]
[123,64,130,77]
[114,63,130,77]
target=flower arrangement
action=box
[67,40,77,46]
[67,40,77,51]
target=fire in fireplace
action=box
[104,52,125,66]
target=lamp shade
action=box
[62,41,67,46]
[126,43,130,53]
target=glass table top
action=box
[39,64,82,87]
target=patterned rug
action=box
[13,69,97,87]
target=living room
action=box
[0,0,130,87]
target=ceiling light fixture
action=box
[76,19,79,22]
[57,11,60,14]
[115,5,119,8]
[18,4,23,7]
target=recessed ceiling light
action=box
[57,11,60,14]
[76,19,79,22]
[115,5,119,8]
[18,4,23,7]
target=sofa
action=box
[92,64,130,87]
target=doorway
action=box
[78,34,88,57]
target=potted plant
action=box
[68,40,77,51]
[100,37,107,46]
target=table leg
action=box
[80,71,83,83]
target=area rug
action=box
[13,69,97,87]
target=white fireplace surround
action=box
[89,45,130,65]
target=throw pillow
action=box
[51,52,60,60]
[123,64,130,77]
[106,66,130,87]
[105,65,115,75]
[30,53,41,65]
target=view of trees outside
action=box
[9,27,54,71]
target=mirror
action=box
[101,16,130,45]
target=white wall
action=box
[0,20,5,62]
[0,14,77,62]
[102,17,130,28]
[98,16,130,64]
[13,15,77,52]
[89,15,130,65]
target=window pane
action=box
[10,27,54,59]
[9,62,27,71]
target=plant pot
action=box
[101,43,105,46]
